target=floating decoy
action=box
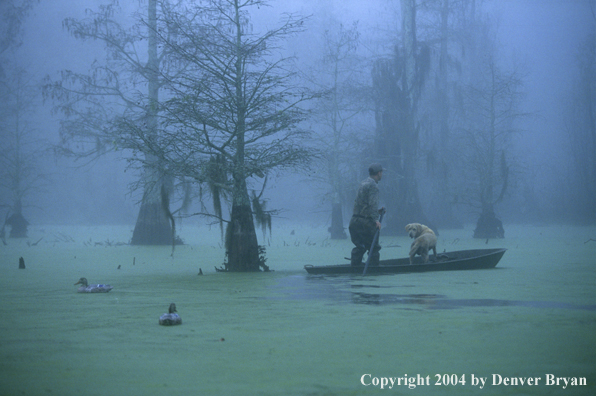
[74,277,113,293]
[159,303,182,326]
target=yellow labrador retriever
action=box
[405,223,437,264]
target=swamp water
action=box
[0,223,594,395]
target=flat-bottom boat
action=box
[304,248,506,275]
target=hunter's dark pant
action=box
[349,216,381,267]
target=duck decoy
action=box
[74,277,113,293]
[159,303,182,326]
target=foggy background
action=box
[2,0,594,233]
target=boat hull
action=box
[304,248,506,275]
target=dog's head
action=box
[405,223,426,239]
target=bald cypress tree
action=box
[0,0,41,239]
[124,0,315,271]
[43,0,176,245]
[0,67,45,238]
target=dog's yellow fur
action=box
[405,223,437,264]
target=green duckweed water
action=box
[0,223,594,395]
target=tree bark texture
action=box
[131,201,173,245]
[226,202,261,272]
[131,176,172,245]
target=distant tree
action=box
[0,0,39,76]
[564,30,596,223]
[416,0,475,229]
[309,21,368,239]
[122,0,315,271]
[371,0,431,235]
[0,0,41,239]
[458,29,528,238]
[0,66,47,238]
[43,0,179,245]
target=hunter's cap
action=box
[369,163,385,174]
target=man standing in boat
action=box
[349,163,385,267]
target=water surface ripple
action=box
[269,274,596,311]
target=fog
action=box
[2,0,595,233]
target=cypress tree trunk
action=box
[130,0,172,245]
[131,170,172,245]
[6,198,29,238]
[472,59,506,239]
[226,176,261,271]
[226,204,261,271]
